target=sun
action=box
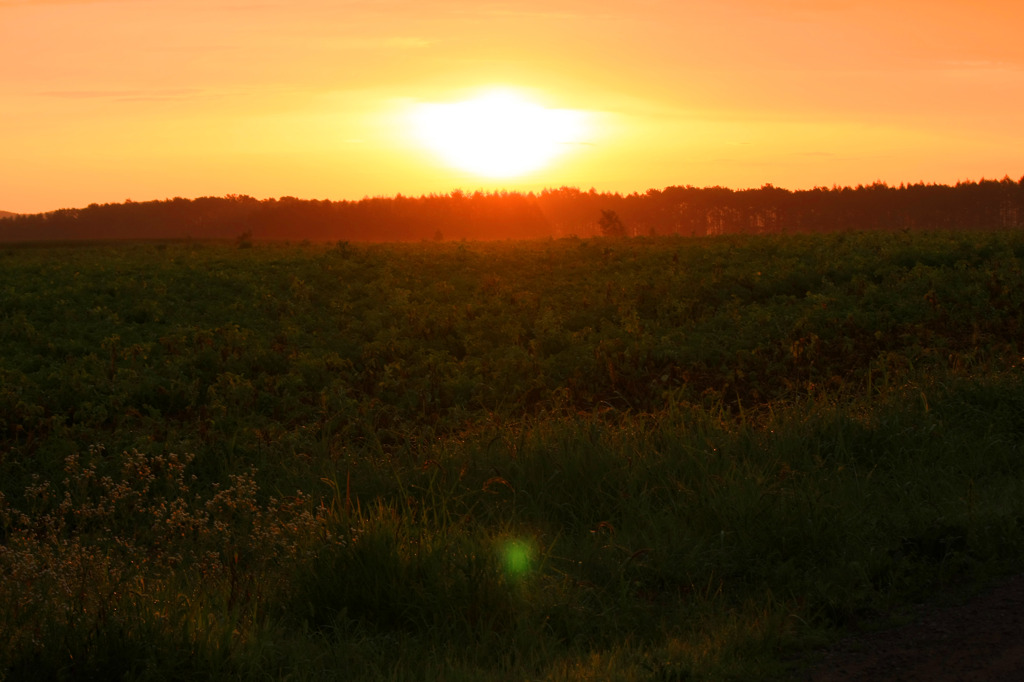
[411,89,588,178]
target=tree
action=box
[598,209,627,237]
[236,229,253,248]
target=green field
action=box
[2,232,1024,680]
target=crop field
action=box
[2,231,1024,680]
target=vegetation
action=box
[1,230,1024,680]
[2,176,1023,243]
[598,209,628,237]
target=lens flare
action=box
[500,538,535,580]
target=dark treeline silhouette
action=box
[2,177,1023,243]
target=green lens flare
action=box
[500,539,534,580]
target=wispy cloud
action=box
[0,0,137,6]
[37,88,207,101]
[939,59,1024,71]
[445,1,612,20]
[333,36,434,50]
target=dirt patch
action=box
[801,573,1024,681]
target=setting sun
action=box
[411,90,588,178]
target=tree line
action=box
[2,177,1022,243]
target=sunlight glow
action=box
[412,90,588,178]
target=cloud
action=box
[0,0,137,5]
[37,88,207,101]
[939,59,1024,71]
[330,36,433,50]
[379,37,433,49]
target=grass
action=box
[1,231,1023,679]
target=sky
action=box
[2,0,1023,214]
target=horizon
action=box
[6,173,1024,218]
[4,1,1023,215]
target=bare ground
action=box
[800,573,1024,681]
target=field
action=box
[2,231,1024,680]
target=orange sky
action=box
[2,0,1022,214]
